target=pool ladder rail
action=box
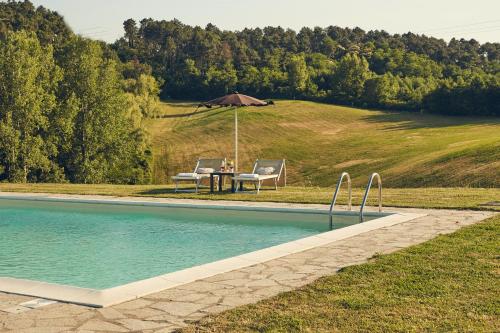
[359,173,382,222]
[328,172,352,229]
[328,172,382,229]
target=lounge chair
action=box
[172,158,225,193]
[232,159,286,194]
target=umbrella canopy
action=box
[200,92,269,107]
[199,92,271,173]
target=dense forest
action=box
[113,18,499,116]
[0,0,159,183]
[0,1,498,184]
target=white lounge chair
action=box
[232,159,286,194]
[172,158,225,193]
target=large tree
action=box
[287,53,309,98]
[0,31,62,182]
[123,18,138,48]
[57,37,150,184]
[0,0,72,46]
[330,53,372,103]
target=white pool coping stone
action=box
[0,193,425,307]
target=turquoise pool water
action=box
[0,198,378,289]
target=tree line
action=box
[114,19,499,116]
[0,1,160,183]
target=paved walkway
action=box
[0,202,495,333]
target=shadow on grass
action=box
[138,188,178,195]
[159,107,213,119]
[361,110,500,130]
[198,107,234,120]
[161,100,199,108]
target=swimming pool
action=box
[0,194,421,307]
[0,197,381,289]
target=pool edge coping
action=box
[0,193,425,307]
[0,193,388,216]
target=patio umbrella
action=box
[199,92,270,172]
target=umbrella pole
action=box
[235,108,238,173]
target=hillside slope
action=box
[146,101,500,187]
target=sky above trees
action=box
[29,0,500,43]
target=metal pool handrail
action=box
[329,172,352,229]
[360,173,382,222]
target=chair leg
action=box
[274,178,278,190]
[257,181,261,194]
[195,180,199,193]
[175,180,178,193]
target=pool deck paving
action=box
[0,194,496,333]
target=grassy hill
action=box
[146,100,500,188]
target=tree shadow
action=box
[138,188,192,195]
[361,110,500,131]
[161,100,199,108]
[200,107,234,119]
[159,107,213,119]
[157,106,233,119]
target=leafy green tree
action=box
[238,65,261,95]
[0,0,72,46]
[320,36,338,58]
[424,77,500,116]
[164,36,177,67]
[287,53,309,98]
[121,59,156,80]
[257,67,287,97]
[0,31,63,182]
[123,74,161,118]
[123,19,138,47]
[204,61,238,95]
[57,37,151,184]
[167,58,204,99]
[395,76,440,109]
[364,73,400,107]
[331,53,373,103]
[305,53,336,97]
[297,27,313,53]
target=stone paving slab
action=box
[0,200,495,333]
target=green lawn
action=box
[147,100,500,187]
[0,183,498,210]
[180,215,500,333]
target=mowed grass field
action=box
[146,100,500,188]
